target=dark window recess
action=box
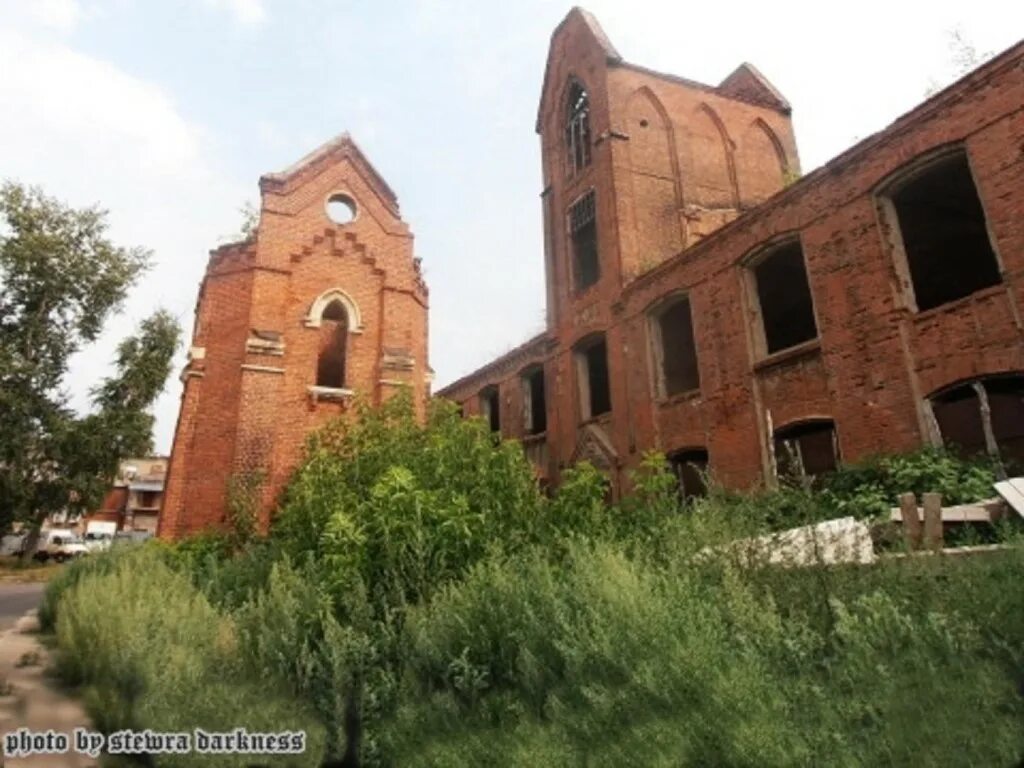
[657,298,700,396]
[524,368,547,435]
[753,241,817,355]
[668,449,709,500]
[932,376,1024,470]
[316,299,347,388]
[570,191,599,291]
[580,337,611,419]
[773,421,838,483]
[891,152,1000,311]
[565,80,592,175]
[481,388,500,433]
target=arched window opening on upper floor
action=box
[773,419,838,486]
[746,238,817,357]
[565,80,592,176]
[930,375,1024,473]
[879,148,1001,312]
[667,448,709,501]
[650,295,700,399]
[522,366,547,436]
[316,299,348,389]
[480,387,501,433]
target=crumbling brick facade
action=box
[438,9,1024,496]
[159,135,429,538]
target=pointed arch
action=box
[689,103,739,208]
[564,76,592,176]
[304,287,363,332]
[752,118,788,171]
[625,86,683,270]
[736,118,789,204]
[626,86,675,176]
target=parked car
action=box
[83,521,118,553]
[0,533,27,557]
[33,530,89,563]
[83,531,114,553]
[112,530,154,547]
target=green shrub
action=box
[273,393,544,607]
[39,545,125,631]
[387,539,1024,766]
[54,546,327,767]
[822,447,998,519]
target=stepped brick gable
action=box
[160,134,429,538]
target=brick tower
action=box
[440,8,799,494]
[159,134,429,539]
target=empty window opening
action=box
[523,367,547,435]
[653,296,700,397]
[773,420,838,484]
[751,240,817,355]
[668,448,709,501]
[316,299,348,388]
[480,387,501,433]
[577,336,611,421]
[325,193,357,225]
[565,80,592,176]
[932,376,1024,471]
[888,151,1000,311]
[570,190,599,291]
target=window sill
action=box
[911,283,1006,321]
[657,388,702,407]
[307,385,355,402]
[753,339,821,373]
[522,431,547,444]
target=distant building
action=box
[85,457,168,534]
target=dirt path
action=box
[0,610,96,767]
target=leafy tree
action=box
[0,181,181,535]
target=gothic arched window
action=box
[565,80,592,176]
[316,299,348,388]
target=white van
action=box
[33,530,89,563]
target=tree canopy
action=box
[0,181,181,532]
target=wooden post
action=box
[899,492,922,551]
[923,492,943,552]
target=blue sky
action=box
[1,0,1021,453]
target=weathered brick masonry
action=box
[438,8,1024,496]
[160,135,429,538]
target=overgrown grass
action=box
[40,398,1024,766]
[51,547,327,767]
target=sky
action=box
[1,0,1021,454]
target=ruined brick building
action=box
[159,135,429,538]
[438,8,1024,498]
[161,8,1023,537]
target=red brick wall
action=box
[438,10,1024,497]
[160,136,429,539]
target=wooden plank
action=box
[898,492,922,550]
[922,492,943,552]
[889,498,1005,523]
[994,478,1024,519]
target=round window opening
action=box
[326,194,357,225]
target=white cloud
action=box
[27,0,83,31]
[201,0,267,27]
[0,27,248,453]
